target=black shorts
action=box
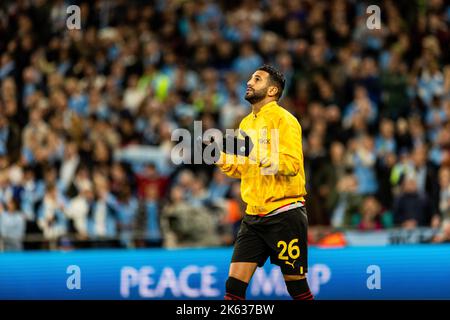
[231,206,309,276]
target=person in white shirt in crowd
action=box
[65,180,95,241]
[37,183,68,244]
[0,169,13,206]
[0,198,26,251]
[87,173,118,247]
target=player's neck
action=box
[251,98,276,116]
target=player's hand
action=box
[234,130,254,157]
[259,157,271,167]
[199,130,254,157]
[259,156,279,175]
[220,130,253,157]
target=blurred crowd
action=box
[0,0,449,251]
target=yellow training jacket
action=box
[216,101,307,216]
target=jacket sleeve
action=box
[270,117,303,176]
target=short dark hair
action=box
[257,64,285,100]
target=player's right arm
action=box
[208,115,253,179]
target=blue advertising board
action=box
[0,245,449,300]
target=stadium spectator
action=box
[135,184,162,247]
[0,168,13,205]
[393,174,434,228]
[59,140,80,192]
[343,85,378,129]
[37,183,68,245]
[304,128,328,225]
[0,112,21,163]
[207,168,231,205]
[161,185,220,248]
[330,173,363,228]
[319,141,351,220]
[380,53,409,119]
[410,144,441,227]
[0,198,26,251]
[350,135,378,195]
[438,166,450,220]
[135,162,169,200]
[222,181,245,243]
[431,219,450,244]
[110,185,138,248]
[20,165,45,223]
[65,180,94,242]
[189,175,209,208]
[354,196,393,230]
[87,173,118,247]
[375,118,397,158]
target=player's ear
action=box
[267,85,279,98]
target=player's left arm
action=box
[260,116,302,176]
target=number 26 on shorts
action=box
[277,238,300,260]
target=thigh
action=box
[266,207,309,276]
[231,218,270,269]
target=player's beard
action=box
[245,87,267,104]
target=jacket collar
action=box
[252,100,278,117]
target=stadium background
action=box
[0,0,449,299]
